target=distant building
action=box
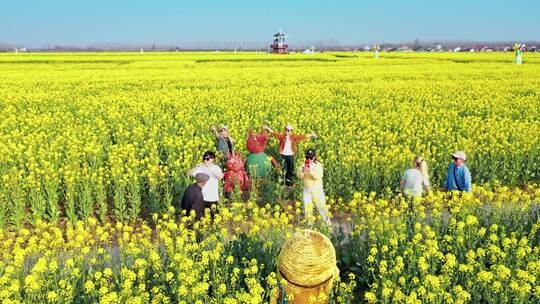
[480,46,493,52]
[271,30,288,54]
[396,45,412,51]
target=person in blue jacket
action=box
[444,151,472,193]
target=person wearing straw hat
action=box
[444,151,472,193]
[296,149,331,226]
[211,125,234,161]
[271,229,339,304]
[263,124,316,188]
[178,173,209,220]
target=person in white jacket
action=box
[187,151,224,216]
[296,149,330,226]
[400,155,431,197]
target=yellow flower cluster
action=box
[1,52,539,226]
[0,185,536,302]
[342,184,540,303]
[0,198,352,303]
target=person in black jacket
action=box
[179,173,210,220]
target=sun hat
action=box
[285,124,293,130]
[276,229,338,303]
[220,125,228,131]
[194,173,210,183]
[452,151,467,161]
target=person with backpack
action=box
[444,151,472,193]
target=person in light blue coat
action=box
[444,151,472,193]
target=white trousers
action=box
[303,187,330,225]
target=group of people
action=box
[178,124,329,223]
[178,123,473,225]
[400,150,472,196]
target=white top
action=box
[282,136,294,156]
[402,168,429,197]
[192,164,222,202]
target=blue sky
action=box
[1,0,539,47]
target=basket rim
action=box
[278,268,335,289]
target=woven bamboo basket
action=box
[274,229,339,304]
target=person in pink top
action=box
[263,124,316,187]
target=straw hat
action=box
[275,229,338,303]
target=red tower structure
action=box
[271,30,288,54]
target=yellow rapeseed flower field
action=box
[0,51,539,224]
[0,186,537,303]
[0,52,539,302]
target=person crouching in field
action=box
[178,173,209,221]
[296,149,331,226]
[400,155,431,197]
[187,151,224,217]
[444,151,472,193]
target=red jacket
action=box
[271,131,307,155]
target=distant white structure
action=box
[140,48,144,53]
[397,45,412,52]
[303,46,315,54]
[363,45,371,51]
[373,44,380,58]
[453,47,462,52]
[480,46,493,52]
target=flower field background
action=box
[0,52,539,303]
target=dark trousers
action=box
[281,155,294,186]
